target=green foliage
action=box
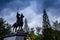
[36,26,41,35]
[52,20,60,40]
[0,18,11,40]
[29,33,41,40]
[29,27,42,40]
[42,28,55,40]
[30,28,35,34]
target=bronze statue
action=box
[12,12,24,32]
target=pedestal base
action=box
[4,32,28,40]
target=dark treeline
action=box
[0,9,60,40]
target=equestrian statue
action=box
[12,12,24,32]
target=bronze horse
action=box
[12,12,24,32]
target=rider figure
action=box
[16,12,20,20]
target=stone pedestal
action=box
[4,32,28,40]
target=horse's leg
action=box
[16,27,17,32]
[15,27,16,32]
[21,26,22,30]
[16,28,17,32]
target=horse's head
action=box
[21,13,24,18]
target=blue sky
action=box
[0,0,60,28]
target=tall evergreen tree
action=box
[42,9,51,29]
[42,9,54,40]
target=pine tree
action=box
[42,9,54,40]
[24,18,29,32]
[42,9,51,29]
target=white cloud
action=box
[19,6,42,28]
[2,8,16,25]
